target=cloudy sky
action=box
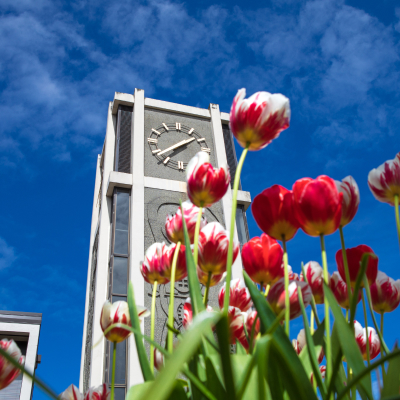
[1,0,400,397]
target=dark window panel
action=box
[115,105,132,173]
[114,230,128,255]
[115,192,129,231]
[112,295,127,304]
[107,341,126,385]
[222,124,241,190]
[236,205,249,247]
[113,387,126,400]
[112,257,128,295]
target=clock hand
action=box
[158,137,195,156]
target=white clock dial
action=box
[147,123,211,170]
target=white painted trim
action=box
[144,98,210,119]
[106,172,133,197]
[112,92,135,115]
[0,323,40,400]
[128,89,146,386]
[220,112,230,123]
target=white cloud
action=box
[0,237,17,270]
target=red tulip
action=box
[163,243,187,282]
[165,200,207,244]
[252,185,299,241]
[330,271,361,309]
[141,243,170,284]
[267,278,312,320]
[370,271,400,313]
[218,278,252,312]
[354,321,380,360]
[182,297,213,329]
[197,267,226,287]
[0,339,24,390]
[229,89,290,151]
[292,329,324,363]
[197,222,239,275]
[186,152,230,208]
[241,234,284,286]
[292,176,343,236]
[368,152,400,205]
[336,245,378,287]
[60,385,83,400]
[300,261,328,304]
[335,176,360,227]
[84,384,110,400]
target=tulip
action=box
[60,385,84,400]
[84,384,110,400]
[292,176,343,236]
[197,222,239,275]
[165,200,207,244]
[335,245,378,287]
[335,176,360,227]
[370,271,400,313]
[182,297,213,329]
[330,271,361,310]
[0,339,24,390]
[228,306,247,346]
[100,300,149,343]
[252,185,299,241]
[197,266,226,287]
[288,265,300,281]
[300,261,328,304]
[218,278,252,312]
[292,329,324,363]
[186,152,230,208]
[140,242,170,285]
[229,88,290,151]
[311,366,326,385]
[368,152,400,206]
[267,278,312,319]
[153,348,165,372]
[245,310,260,340]
[241,234,284,286]
[354,320,380,360]
[163,243,187,282]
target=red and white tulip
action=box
[370,271,400,313]
[300,261,328,304]
[141,242,170,284]
[163,243,187,282]
[228,306,247,346]
[165,200,207,244]
[84,384,110,400]
[197,222,239,275]
[0,339,24,390]
[229,89,290,151]
[292,329,324,363]
[186,152,230,208]
[368,152,400,205]
[335,176,360,227]
[245,310,260,339]
[288,265,300,281]
[60,385,84,400]
[218,278,252,312]
[311,366,326,385]
[197,267,226,287]
[354,320,380,360]
[153,348,165,372]
[329,271,361,310]
[182,297,213,329]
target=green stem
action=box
[264,283,270,297]
[361,290,370,365]
[320,234,332,388]
[193,206,203,266]
[282,236,290,337]
[223,145,249,315]
[395,195,400,253]
[168,242,181,353]
[380,312,384,337]
[203,272,211,305]
[310,310,314,335]
[339,226,353,307]
[111,342,117,400]
[150,281,158,372]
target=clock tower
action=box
[79,89,251,399]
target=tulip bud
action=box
[186,152,230,208]
[354,320,380,360]
[0,339,25,390]
[229,88,290,151]
[335,245,378,288]
[60,384,84,400]
[140,242,170,284]
[252,185,299,241]
[370,271,400,313]
[165,200,207,244]
[241,234,284,286]
[368,152,400,205]
[84,383,110,400]
[162,243,187,282]
[218,278,252,312]
[300,261,328,304]
[330,271,361,309]
[292,176,343,236]
[292,329,324,363]
[267,278,312,320]
[154,348,165,372]
[197,222,239,275]
[197,266,226,287]
[335,176,360,227]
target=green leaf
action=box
[243,272,318,400]
[236,340,247,355]
[382,344,400,398]
[136,310,220,400]
[205,357,227,399]
[128,282,154,381]
[324,282,373,399]
[255,335,273,400]
[180,200,204,317]
[127,381,187,400]
[301,262,321,327]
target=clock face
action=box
[147,122,211,170]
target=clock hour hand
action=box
[158,137,195,156]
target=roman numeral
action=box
[176,123,181,131]
[148,138,158,144]
[163,157,170,164]
[178,161,184,170]
[197,138,206,143]
[188,128,194,135]
[201,147,211,153]
[162,123,169,131]
[152,128,161,136]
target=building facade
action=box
[79,90,251,399]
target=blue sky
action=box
[1,0,400,397]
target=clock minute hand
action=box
[158,137,195,156]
